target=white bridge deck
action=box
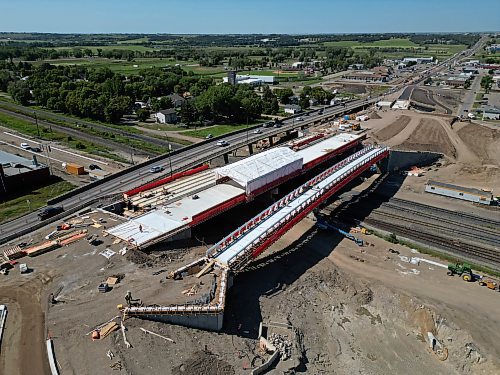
[214,146,387,268]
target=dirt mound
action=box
[172,351,235,375]
[375,115,411,141]
[398,118,456,157]
[370,111,382,119]
[457,124,500,165]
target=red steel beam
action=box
[124,164,209,198]
[249,150,388,260]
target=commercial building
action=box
[0,150,50,194]
[481,105,500,120]
[222,74,276,86]
[402,57,434,64]
[155,109,178,124]
[342,70,389,83]
[425,180,493,205]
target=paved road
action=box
[0,101,184,151]
[0,98,379,244]
[458,71,484,117]
[0,39,484,245]
[0,107,146,158]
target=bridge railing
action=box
[206,146,384,261]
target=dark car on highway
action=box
[38,206,64,220]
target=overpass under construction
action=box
[104,133,367,248]
[119,145,389,330]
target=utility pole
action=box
[44,143,53,175]
[34,111,40,138]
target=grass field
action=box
[323,38,466,59]
[0,111,130,162]
[0,179,75,223]
[324,38,419,48]
[183,124,250,138]
[54,45,155,52]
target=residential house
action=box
[155,109,178,124]
[284,104,302,114]
[168,93,186,108]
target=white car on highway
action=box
[217,140,229,147]
[20,142,30,150]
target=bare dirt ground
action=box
[373,114,411,142]
[364,108,500,193]
[1,189,499,375]
[1,104,499,375]
[398,118,456,157]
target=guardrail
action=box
[46,99,376,206]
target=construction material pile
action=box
[269,333,292,360]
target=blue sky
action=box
[1,0,499,34]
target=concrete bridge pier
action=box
[248,143,253,155]
[223,153,229,164]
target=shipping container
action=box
[65,163,85,175]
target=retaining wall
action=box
[387,150,441,172]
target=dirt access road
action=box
[0,274,53,375]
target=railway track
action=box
[364,218,500,270]
[0,108,155,157]
[373,207,500,246]
[387,197,500,228]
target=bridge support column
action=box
[268,136,274,146]
[248,144,253,155]
[223,153,229,164]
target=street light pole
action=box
[168,143,173,177]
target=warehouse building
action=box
[223,75,275,85]
[0,150,50,195]
[425,180,493,205]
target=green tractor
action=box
[447,263,473,281]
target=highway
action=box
[0,97,377,244]
[0,37,485,245]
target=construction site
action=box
[1,82,500,375]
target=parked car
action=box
[20,143,30,150]
[262,122,273,128]
[217,140,229,147]
[205,134,213,139]
[38,206,64,220]
[89,164,102,170]
[149,166,164,173]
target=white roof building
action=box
[214,147,303,195]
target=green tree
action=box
[274,88,294,104]
[105,96,132,123]
[136,108,150,122]
[481,75,493,93]
[179,100,197,125]
[299,93,310,109]
[7,81,31,105]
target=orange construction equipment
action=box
[479,279,498,291]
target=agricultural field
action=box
[323,38,466,59]
[33,58,194,75]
